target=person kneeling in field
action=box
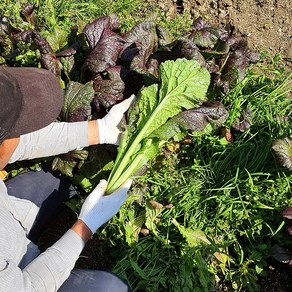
[0,66,134,291]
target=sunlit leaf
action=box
[272,138,292,170]
[172,218,211,247]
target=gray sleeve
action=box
[1,230,85,292]
[23,229,85,291]
[8,121,89,163]
[1,181,86,291]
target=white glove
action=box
[97,94,135,145]
[78,179,132,234]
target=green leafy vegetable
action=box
[53,81,95,176]
[153,100,229,141]
[60,80,95,122]
[107,58,210,193]
[52,149,88,177]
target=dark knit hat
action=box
[0,67,63,143]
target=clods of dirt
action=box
[157,0,292,65]
[258,259,292,292]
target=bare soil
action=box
[158,0,292,65]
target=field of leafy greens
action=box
[1,1,291,291]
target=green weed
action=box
[101,57,292,291]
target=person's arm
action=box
[8,121,89,164]
[71,219,93,242]
[0,137,20,170]
[0,179,131,291]
[0,227,86,292]
[8,95,135,164]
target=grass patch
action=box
[101,58,292,291]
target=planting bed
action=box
[2,0,291,291]
[156,0,292,66]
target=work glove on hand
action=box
[97,94,136,145]
[78,179,132,234]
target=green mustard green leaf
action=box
[107,58,210,193]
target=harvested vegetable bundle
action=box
[106,58,210,193]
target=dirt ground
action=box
[158,0,292,65]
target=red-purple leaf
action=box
[92,65,125,110]
[82,14,120,50]
[30,32,62,76]
[11,29,33,43]
[82,29,124,75]
[40,53,62,78]
[271,244,292,265]
[20,4,36,26]
[61,81,95,122]
[282,207,292,220]
[189,17,229,48]
[32,31,53,54]
[171,38,206,66]
[152,101,228,141]
[55,45,77,58]
[232,107,252,132]
[156,24,172,46]
[192,16,210,31]
[121,21,158,77]
[0,18,19,55]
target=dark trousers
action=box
[6,168,130,292]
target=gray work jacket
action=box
[0,121,89,291]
